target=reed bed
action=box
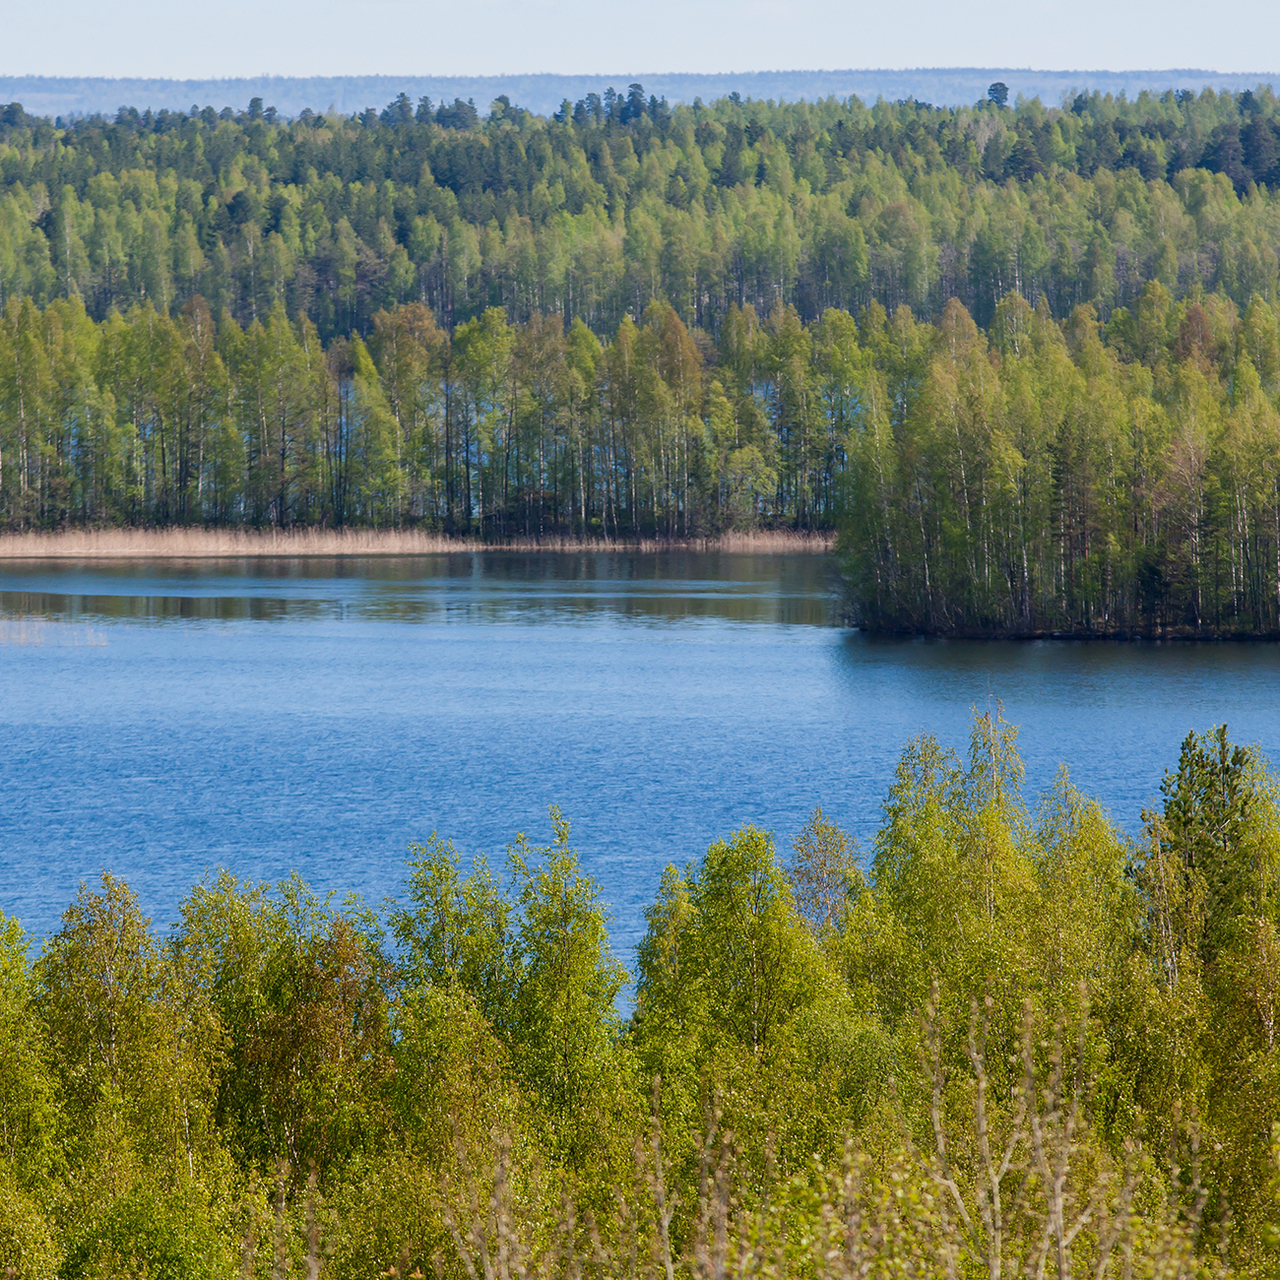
[0,527,835,559]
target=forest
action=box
[4,284,1280,633]
[5,88,1280,632]
[0,716,1278,1278]
[4,86,1280,335]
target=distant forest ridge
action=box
[3,68,1279,118]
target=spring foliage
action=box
[6,90,1280,631]
[3,289,1280,637]
[1,716,1280,1276]
[3,88,1280,336]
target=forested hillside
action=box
[6,88,1280,632]
[2,718,1279,1278]
[3,86,1280,335]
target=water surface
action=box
[3,552,1279,961]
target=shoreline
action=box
[851,622,1280,642]
[0,527,836,559]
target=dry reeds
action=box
[0,528,834,560]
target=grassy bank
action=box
[0,527,834,560]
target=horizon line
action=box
[4,66,1279,81]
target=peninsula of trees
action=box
[1,718,1279,1278]
[4,88,1280,632]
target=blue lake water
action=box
[3,551,1280,965]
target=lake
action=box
[3,550,1280,964]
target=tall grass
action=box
[0,528,834,559]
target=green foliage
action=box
[4,720,1280,1274]
[62,1176,232,1280]
[788,806,863,934]
[1,87,1280,598]
[169,872,392,1178]
[1158,725,1280,959]
[635,824,890,1184]
[391,835,512,1016]
[4,87,1280,338]
[504,812,631,1153]
[0,1176,59,1280]
[391,811,634,1178]
[0,915,60,1188]
[837,286,1280,635]
[35,873,224,1183]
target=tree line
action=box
[1,717,1279,1277]
[837,284,1280,635]
[7,282,1280,634]
[0,295,817,537]
[2,85,1280,341]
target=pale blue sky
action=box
[5,0,1277,79]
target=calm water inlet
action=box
[3,551,1280,960]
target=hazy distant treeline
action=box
[3,68,1275,118]
[2,718,1279,1278]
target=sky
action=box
[4,0,1278,79]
